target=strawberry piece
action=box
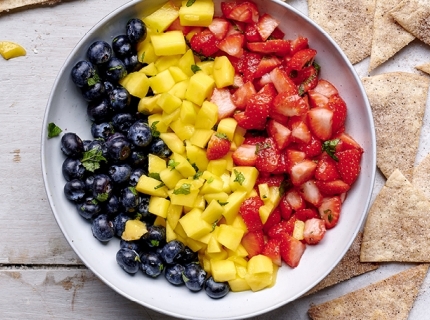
[253,56,282,79]
[272,151,289,174]
[189,29,220,57]
[256,174,285,187]
[294,208,319,221]
[263,207,282,236]
[285,189,306,211]
[232,144,258,166]
[334,132,363,152]
[218,33,245,58]
[244,23,263,42]
[239,196,264,232]
[257,13,280,41]
[232,81,257,110]
[336,148,362,185]
[296,135,323,158]
[270,27,285,40]
[280,233,306,268]
[315,180,351,196]
[315,152,340,181]
[267,216,296,239]
[303,218,326,245]
[222,1,259,23]
[327,94,347,134]
[206,132,231,160]
[208,17,230,40]
[234,111,266,130]
[247,39,291,56]
[290,36,309,55]
[255,138,281,173]
[166,17,192,35]
[241,52,263,82]
[287,48,317,71]
[210,87,236,120]
[273,93,308,117]
[318,196,341,229]
[267,119,292,150]
[270,67,298,95]
[241,230,265,258]
[262,238,282,266]
[290,159,317,186]
[298,180,323,207]
[291,120,312,144]
[295,65,319,95]
[307,107,333,141]
[285,149,306,173]
[243,135,266,145]
[308,91,329,108]
[279,194,293,220]
[240,83,275,130]
[312,79,338,97]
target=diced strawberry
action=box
[327,94,347,134]
[244,23,263,42]
[232,144,258,166]
[270,27,285,40]
[218,33,245,58]
[307,107,333,140]
[303,218,326,245]
[296,135,323,158]
[318,196,341,229]
[222,1,259,23]
[247,39,291,56]
[166,17,192,35]
[287,48,317,71]
[312,79,338,98]
[285,149,306,173]
[241,52,263,82]
[241,230,265,258]
[298,180,323,207]
[290,36,309,55]
[272,150,289,174]
[290,159,317,186]
[189,29,220,57]
[210,87,237,120]
[256,174,285,187]
[336,148,362,185]
[291,120,311,144]
[262,238,282,266]
[243,135,266,145]
[257,13,280,41]
[239,196,264,232]
[267,216,296,239]
[208,17,230,40]
[267,119,292,150]
[206,132,231,160]
[315,152,340,181]
[234,111,266,130]
[263,207,282,234]
[255,138,281,173]
[315,180,350,196]
[308,91,329,108]
[270,67,298,95]
[294,208,319,221]
[231,81,257,110]
[285,189,306,211]
[295,65,319,95]
[254,56,282,79]
[272,93,308,118]
[334,132,363,153]
[280,233,306,268]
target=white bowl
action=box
[41,0,376,318]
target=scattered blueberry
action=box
[183,263,207,292]
[61,132,84,158]
[160,240,185,264]
[62,157,86,181]
[127,121,152,147]
[76,196,101,220]
[91,213,114,242]
[112,35,134,57]
[92,174,113,202]
[126,18,147,43]
[64,179,86,202]
[165,264,185,286]
[116,247,140,274]
[141,252,164,278]
[87,40,112,66]
[204,277,230,299]
[71,60,97,88]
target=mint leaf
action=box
[168,159,180,171]
[47,122,62,138]
[322,139,340,161]
[87,73,100,86]
[191,64,201,73]
[81,148,107,172]
[148,172,161,181]
[151,121,160,138]
[186,0,196,7]
[233,169,245,186]
[173,183,191,195]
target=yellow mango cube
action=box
[258,183,270,201]
[169,66,189,82]
[245,273,273,292]
[138,95,162,114]
[222,191,247,224]
[247,255,274,275]
[180,100,198,124]
[259,202,274,224]
[217,117,237,141]
[179,208,212,239]
[136,175,168,197]
[170,189,199,206]
[143,1,180,32]
[210,259,237,282]
[140,62,158,76]
[213,55,235,88]
[178,49,196,77]
[155,55,181,72]
[195,100,218,130]
[217,224,245,251]
[151,31,187,56]
[157,92,182,114]
[148,196,171,218]
[159,168,183,189]
[166,204,183,230]
[201,199,224,224]
[137,39,159,64]
[171,152,196,177]
[165,221,177,242]
[186,238,206,252]
[185,72,215,106]
[230,166,259,193]
[0,41,26,60]
[159,133,186,154]
[170,119,195,141]
[196,60,214,75]
[203,192,229,204]
[149,69,176,94]
[148,113,169,133]
[186,143,209,171]
[189,129,214,148]
[179,0,214,27]
[169,80,190,100]
[161,108,180,127]
[121,219,148,241]
[148,154,167,173]
[119,72,150,98]
[207,234,222,253]
[200,176,224,194]
[229,278,251,292]
[293,219,305,241]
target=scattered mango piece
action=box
[0,41,26,60]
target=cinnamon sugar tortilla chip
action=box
[416,62,430,74]
[411,152,430,200]
[308,264,429,320]
[390,0,430,46]
[360,169,430,262]
[308,0,376,64]
[369,0,415,71]
[362,72,429,179]
[304,232,379,296]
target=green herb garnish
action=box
[168,159,180,170]
[191,64,201,73]
[233,169,245,186]
[81,148,107,172]
[173,183,191,195]
[186,0,196,7]
[87,73,100,86]
[148,172,161,181]
[322,139,340,161]
[47,122,62,138]
[150,121,160,138]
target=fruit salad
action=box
[60,0,363,299]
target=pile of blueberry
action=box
[61,17,229,299]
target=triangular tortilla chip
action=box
[411,152,430,200]
[308,264,429,320]
[360,169,430,262]
[362,72,429,179]
[304,232,379,296]
[416,62,430,74]
[308,0,376,64]
[390,0,430,46]
[368,0,415,71]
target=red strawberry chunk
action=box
[244,23,263,42]
[290,36,309,55]
[253,56,282,79]
[247,39,291,56]
[255,138,281,173]
[270,67,298,95]
[241,230,265,258]
[318,196,341,229]
[210,87,237,120]
[239,196,264,232]
[307,107,333,141]
[241,52,263,82]
[285,189,306,211]
[273,93,308,117]
[290,159,317,186]
[280,233,306,268]
[279,194,293,220]
[189,29,220,57]
[206,132,231,160]
[308,90,329,108]
[336,148,362,185]
[234,111,266,130]
[313,79,338,97]
[256,174,285,187]
[285,149,306,173]
[218,33,245,58]
[267,216,296,239]
[315,153,340,181]
[299,180,323,207]
[334,132,363,153]
[231,81,257,110]
[303,218,326,245]
[223,1,259,23]
[327,94,347,134]
[287,48,317,71]
[257,13,280,41]
[315,180,350,196]
[291,120,311,144]
[296,135,323,158]
[262,238,282,266]
[295,65,319,94]
[208,17,230,40]
[267,119,292,150]
[263,207,282,234]
[232,144,257,166]
[294,208,319,222]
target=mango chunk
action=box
[121,220,148,241]
[151,31,187,56]
[143,1,180,33]
[0,41,26,60]
[179,0,214,26]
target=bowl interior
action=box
[41,0,376,319]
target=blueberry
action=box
[86,139,108,159]
[84,175,95,193]
[112,35,134,57]
[62,157,86,181]
[112,113,135,133]
[91,122,114,140]
[121,186,139,212]
[129,167,146,187]
[136,194,155,224]
[91,213,114,242]
[126,18,147,43]
[108,163,132,185]
[160,240,185,264]
[128,149,148,167]
[104,194,122,216]
[87,98,112,123]
[71,60,97,88]
[204,277,230,299]
[61,132,84,158]
[165,263,185,286]
[120,239,145,253]
[64,179,86,202]
[122,54,143,73]
[92,174,113,202]
[108,86,131,112]
[103,57,127,83]
[103,80,115,94]
[140,252,164,278]
[176,246,198,265]
[183,263,207,292]
[149,137,172,158]
[76,196,101,219]
[128,121,152,148]
[105,136,131,162]
[87,40,112,66]
[81,81,106,102]
[116,247,140,274]
[142,225,166,248]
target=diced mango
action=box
[185,72,215,106]
[165,221,177,242]
[230,166,259,193]
[157,92,182,114]
[258,183,270,201]
[148,113,169,133]
[161,108,181,127]
[201,199,224,224]
[149,69,176,94]
[293,219,305,241]
[195,100,218,130]
[179,208,212,239]
[190,129,214,148]
[138,95,163,114]
[186,143,209,171]
[222,191,247,224]
[245,272,273,292]
[170,189,199,206]
[196,60,214,75]
[217,117,237,141]
[136,175,168,197]
[151,31,187,56]
[217,224,244,251]
[155,55,182,72]
[207,234,222,253]
[143,1,180,32]
[148,153,167,173]
[0,41,26,60]
[203,192,229,204]
[171,152,196,176]
[166,203,183,230]
[148,196,171,218]
[121,219,148,241]
[213,55,235,88]
[140,62,158,76]
[159,133,186,154]
[179,0,214,27]
[180,100,198,124]
[210,259,237,282]
[137,41,158,64]
[119,72,150,98]
[169,65,189,82]
[178,49,196,77]
[170,119,195,141]
[159,168,183,189]
[169,80,190,100]
[247,255,274,274]
[228,278,251,292]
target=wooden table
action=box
[1,0,429,319]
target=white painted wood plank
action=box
[0,0,63,13]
